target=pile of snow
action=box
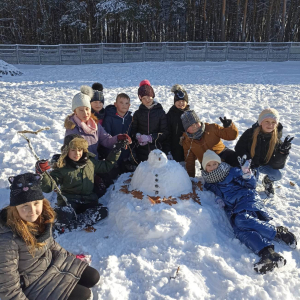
[0,59,22,77]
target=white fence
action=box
[1,42,300,65]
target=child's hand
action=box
[117,134,132,144]
[240,159,252,179]
[167,152,173,160]
[215,197,225,209]
[219,116,232,128]
[136,133,152,146]
[35,159,50,174]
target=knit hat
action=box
[138,79,155,99]
[171,84,188,103]
[57,134,89,168]
[202,150,221,171]
[72,86,93,111]
[181,110,201,131]
[91,91,104,104]
[258,108,280,125]
[8,173,44,206]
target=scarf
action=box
[201,162,231,183]
[145,101,158,110]
[186,122,205,140]
[66,152,89,169]
[92,108,105,121]
[74,115,97,135]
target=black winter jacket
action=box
[131,102,168,162]
[235,122,288,169]
[164,105,190,162]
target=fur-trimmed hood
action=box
[64,113,76,130]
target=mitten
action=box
[278,135,294,154]
[117,134,132,144]
[35,159,50,174]
[136,133,152,146]
[215,197,225,209]
[219,116,232,128]
[167,152,173,160]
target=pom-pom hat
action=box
[181,110,201,131]
[202,150,221,171]
[72,85,94,111]
[171,84,188,103]
[138,79,155,99]
[258,108,280,125]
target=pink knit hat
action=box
[138,79,155,99]
[258,108,280,125]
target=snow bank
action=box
[0,59,22,77]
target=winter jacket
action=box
[102,105,133,163]
[182,122,239,177]
[131,102,168,162]
[235,122,288,169]
[0,209,87,300]
[41,151,120,206]
[204,167,270,217]
[64,114,118,157]
[92,108,105,126]
[164,105,190,162]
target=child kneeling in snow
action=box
[36,134,124,234]
[201,149,297,274]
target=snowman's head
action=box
[147,150,168,168]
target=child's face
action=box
[187,122,201,134]
[140,95,154,106]
[68,148,83,161]
[16,200,43,223]
[175,100,187,110]
[91,101,103,113]
[75,106,91,122]
[261,118,277,133]
[206,161,220,173]
[114,97,130,115]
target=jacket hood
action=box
[64,113,76,130]
[105,104,132,118]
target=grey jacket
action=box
[0,209,88,300]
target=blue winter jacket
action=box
[102,105,133,163]
[205,167,266,215]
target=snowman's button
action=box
[155,179,158,182]
[155,174,158,177]
[155,185,159,188]
[155,191,159,195]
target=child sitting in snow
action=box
[131,80,168,162]
[64,85,131,158]
[91,82,105,126]
[164,84,190,163]
[102,93,134,172]
[36,134,125,234]
[201,149,297,274]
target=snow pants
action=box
[231,211,277,254]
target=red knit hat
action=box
[138,79,155,99]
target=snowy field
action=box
[1,61,300,299]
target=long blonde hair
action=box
[250,125,278,163]
[6,199,55,256]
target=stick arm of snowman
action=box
[18,128,77,219]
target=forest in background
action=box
[0,0,299,45]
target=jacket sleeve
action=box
[267,143,289,169]
[151,112,168,143]
[97,125,118,149]
[231,168,257,189]
[204,182,224,199]
[0,235,28,300]
[213,122,239,141]
[93,149,121,174]
[183,137,197,177]
[102,116,113,136]
[234,129,252,160]
[40,170,63,194]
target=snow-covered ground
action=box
[1,61,300,299]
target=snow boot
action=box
[262,175,275,197]
[275,226,297,249]
[254,246,286,274]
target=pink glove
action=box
[136,133,152,146]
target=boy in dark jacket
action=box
[164,84,190,163]
[201,150,297,274]
[131,80,168,162]
[102,93,133,172]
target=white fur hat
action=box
[72,85,93,111]
[202,150,221,170]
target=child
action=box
[64,85,130,158]
[131,80,168,162]
[102,93,133,172]
[164,84,190,163]
[235,108,293,197]
[36,134,124,233]
[181,110,239,177]
[201,150,297,274]
[0,173,99,300]
[91,82,105,125]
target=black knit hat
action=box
[91,90,104,104]
[171,84,188,104]
[138,80,155,99]
[9,173,44,206]
[181,110,201,131]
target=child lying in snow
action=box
[201,149,297,274]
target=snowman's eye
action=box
[17,183,23,187]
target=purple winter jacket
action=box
[64,114,118,157]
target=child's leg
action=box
[219,148,240,167]
[257,165,282,181]
[233,211,276,254]
[77,266,100,288]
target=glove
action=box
[113,140,128,151]
[136,133,152,146]
[35,159,50,174]
[117,134,132,144]
[215,197,225,209]
[219,116,232,128]
[76,254,92,265]
[167,152,173,160]
[240,157,252,179]
[278,135,294,154]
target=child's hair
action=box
[251,125,278,163]
[6,199,55,256]
[116,93,130,102]
[90,113,99,123]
